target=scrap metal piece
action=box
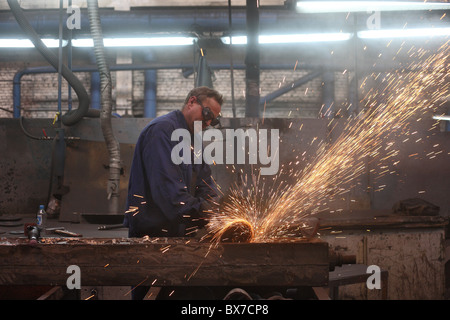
[98,224,125,230]
[53,229,82,237]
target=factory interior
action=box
[0,0,449,303]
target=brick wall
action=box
[0,60,355,120]
[20,72,91,118]
[0,63,24,118]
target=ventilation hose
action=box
[87,0,121,213]
[7,0,91,126]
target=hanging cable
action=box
[87,0,121,213]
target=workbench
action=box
[3,211,445,299]
[0,215,344,299]
[0,236,332,288]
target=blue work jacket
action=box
[124,110,217,237]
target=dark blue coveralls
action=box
[123,110,218,299]
[124,109,217,237]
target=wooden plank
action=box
[0,237,330,287]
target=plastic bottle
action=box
[37,205,47,234]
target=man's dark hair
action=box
[183,86,224,107]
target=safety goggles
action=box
[196,97,221,127]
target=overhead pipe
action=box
[143,52,157,118]
[12,66,101,119]
[87,0,121,214]
[228,0,237,118]
[0,8,327,38]
[144,70,157,118]
[259,70,322,106]
[1,8,439,38]
[7,0,91,126]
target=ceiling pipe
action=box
[259,70,322,106]
[1,8,442,38]
[0,8,329,37]
[143,69,157,118]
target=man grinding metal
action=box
[123,86,223,299]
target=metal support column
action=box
[245,0,260,118]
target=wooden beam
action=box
[0,237,330,287]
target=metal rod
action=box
[245,0,260,118]
[228,0,236,118]
[57,0,63,118]
[67,0,73,111]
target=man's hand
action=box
[199,198,220,216]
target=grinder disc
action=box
[219,220,254,243]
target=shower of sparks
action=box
[206,41,449,244]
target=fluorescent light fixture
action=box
[433,115,450,121]
[0,38,67,48]
[221,32,353,44]
[72,37,196,47]
[296,1,450,13]
[358,27,450,39]
[221,36,247,45]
